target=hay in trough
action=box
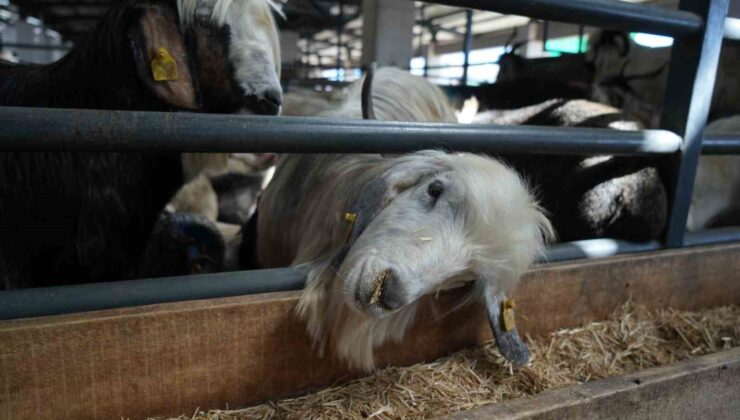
[160,303,740,420]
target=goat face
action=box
[127,0,282,114]
[297,151,551,371]
[342,152,551,317]
[178,0,283,115]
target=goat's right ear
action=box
[128,5,199,110]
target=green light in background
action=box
[544,35,590,55]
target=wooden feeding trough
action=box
[0,242,738,419]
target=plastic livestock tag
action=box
[151,47,179,82]
[343,212,357,244]
[502,299,517,332]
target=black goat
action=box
[474,99,668,242]
[0,0,282,289]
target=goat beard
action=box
[296,260,419,372]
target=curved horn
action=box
[483,283,530,367]
[362,62,377,120]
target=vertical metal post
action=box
[661,0,729,247]
[542,20,550,52]
[418,4,426,59]
[461,9,473,86]
[336,0,343,81]
[577,25,585,53]
[425,29,436,78]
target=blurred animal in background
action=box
[473,99,668,242]
[281,86,348,117]
[497,43,593,87]
[0,0,284,289]
[139,211,225,278]
[489,30,740,128]
[587,30,740,126]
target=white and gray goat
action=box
[255,68,553,371]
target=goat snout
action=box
[358,269,407,315]
[247,87,282,115]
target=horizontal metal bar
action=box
[702,134,740,154]
[725,17,740,40]
[423,0,702,37]
[1,228,739,321]
[545,227,740,263]
[0,106,681,155]
[543,239,661,263]
[0,268,306,321]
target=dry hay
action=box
[160,303,740,420]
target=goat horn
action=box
[482,283,530,367]
[362,62,377,120]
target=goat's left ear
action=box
[128,5,199,110]
[340,155,444,251]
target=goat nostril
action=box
[376,270,403,311]
[257,89,282,116]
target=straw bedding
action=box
[160,303,740,420]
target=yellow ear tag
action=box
[151,47,179,82]
[343,212,357,244]
[502,299,516,332]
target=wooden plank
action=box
[0,243,739,419]
[442,346,740,420]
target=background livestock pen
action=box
[1,0,740,418]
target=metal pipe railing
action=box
[0,0,736,322]
[1,228,738,321]
[426,0,703,37]
[0,106,683,155]
[725,17,740,40]
[702,135,740,154]
[659,0,729,248]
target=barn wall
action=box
[0,16,68,64]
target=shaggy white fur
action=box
[257,68,551,371]
[177,0,283,106]
[323,67,458,123]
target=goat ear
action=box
[332,155,444,267]
[482,283,530,367]
[128,5,199,110]
[613,32,631,56]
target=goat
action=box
[0,0,283,289]
[473,99,668,242]
[254,68,552,371]
[587,30,740,126]
[497,48,593,87]
[139,211,225,277]
[453,78,590,113]
[688,116,740,230]
[281,87,348,117]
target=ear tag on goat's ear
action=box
[502,299,517,332]
[151,47,179,82]
[343,212,357,244]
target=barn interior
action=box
[1,0,740,419]
[3,0,737,85]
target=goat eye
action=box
[427,180,444,200]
